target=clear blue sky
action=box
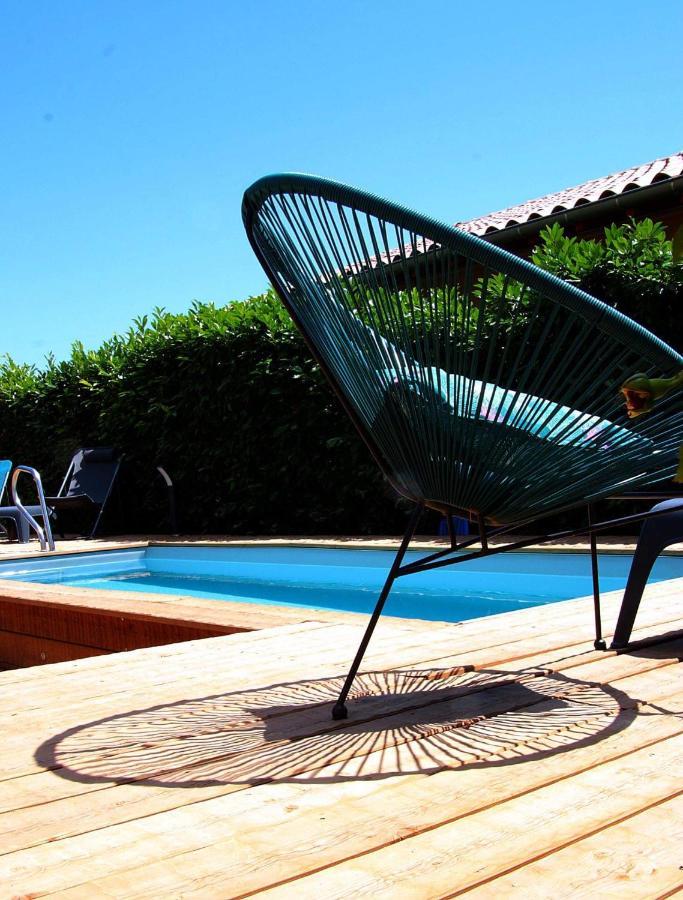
[2,0,682,367]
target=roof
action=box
[455,151,683,237]
[363,151,683,270]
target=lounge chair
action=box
[0,459,23,541]
[46,447,121,538]
[242,174,683,719]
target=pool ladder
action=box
[11,466,55,551]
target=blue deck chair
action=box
[0,460,18,539]
[0,460,43,542]
[242,174,683,719]
[0,460,10,507]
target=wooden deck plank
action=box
[2,579,680,730]
[4,620,673,777]
[0,630,110,668]
[0,628,576,766]
[461,793,683,899]
[0,559,680,899]
[15,725,683,899]
[6,574,681,690]
[0,620,340,689]
[1,608,678,797]
[2,706,679,897]
[1,575,677,725]
[0,658,669,838]
[1,570,677,689]
[0,643,680,895]
[242,732,683,900]
[5,604,672,754]
[0,641,665,852]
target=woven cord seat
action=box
[242,174,683,718]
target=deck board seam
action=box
[656,882,683,899]
[211,737,683,900]
[444,786,683,898]
[21,726,683,898]
[2,675,680,861]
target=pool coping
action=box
[1,536,682,628]
[1,536,682,669]
[0,555,363,636]
[1,532,682,564]
[0,544,368,668]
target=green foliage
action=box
[0,217,679,536]
[0,292,405,534]
[531,220,683,351]
[473,220,682,358]
[671,224,683,264]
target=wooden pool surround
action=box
[1,534,681,670]
[1,536,683,896]
[0,538,363,668]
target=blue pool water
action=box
[0,545,681,623]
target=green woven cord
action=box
[243,174,683,524]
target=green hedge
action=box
[0,219,680,535]
[0,294,406,534]
[532,219,683,352]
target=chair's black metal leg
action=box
[332,503,423,720]
[588,504,606,650]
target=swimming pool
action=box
[0,545,681,623]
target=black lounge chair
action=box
[46,447,121,538]
[242,174,683,719]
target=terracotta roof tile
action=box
[455,151,683,236]
[365,152,683,271]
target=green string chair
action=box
[242,174,683,719]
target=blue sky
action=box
[2,0,682,367]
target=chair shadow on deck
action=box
[35,638,682,790]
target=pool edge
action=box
[2,537,682,671]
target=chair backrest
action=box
[60,448,121,504]
[242,174,683,525]
[0,460,11,504]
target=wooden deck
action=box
[1,550,682,898]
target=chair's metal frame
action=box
[328,497,683,719]
[243,173,683,720]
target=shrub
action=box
[0,294,407,534]
[0,218,679,535]
[531,219,683,352]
